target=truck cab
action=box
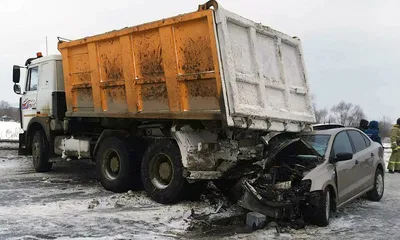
[13,53,66,155]
[14,54,64,131]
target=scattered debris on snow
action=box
[88,199,100,209]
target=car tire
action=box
[306,188,330,227]
[96,137,140,193]
[367,168,384,201]
[141,139,187,204]
[32,130,52,172]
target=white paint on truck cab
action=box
[21,55,63,131]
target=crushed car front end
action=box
[238,134,332,220]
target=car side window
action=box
[332,131,353,156]
[27,67,39,91]
[362,134,371,147]
[348,130,368,153]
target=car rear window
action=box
[300,135,330,156]
[362,134,371,147]
[348,130,368,153]
[312,124,344,130]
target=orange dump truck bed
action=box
[58,1,315,131]
[58,4,222,121]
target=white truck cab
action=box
[14,54,64,131]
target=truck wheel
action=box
[141,139,187,204]
[32,130,52,172]
[96,137,139,193]
[367,168,384,201]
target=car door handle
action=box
[355,160,359,165]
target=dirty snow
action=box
[0,148,400,239]
[0,153,223,239]
[0,121,21,140]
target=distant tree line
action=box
[0,100,20,122]
[313,99,392,138]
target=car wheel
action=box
[141,139,187,204]
[367,168,384,201]
[306,188,330,227]
[96,137,140,193]
[32,130,52,172]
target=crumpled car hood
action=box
[238,137,324,220]
[262,138,323,168]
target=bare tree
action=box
[311,95,329,123]
[0,100,20,122]
[330,101,366,127]
[379,116,392,139]
[315,108,329,123]
[0,100,10,110]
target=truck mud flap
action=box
[18,132,28,155]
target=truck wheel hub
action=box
[104,150,120,179]
[159,162,172,181]
[32,142,40,161]
[150,153,173,189]
[110,157,120,173]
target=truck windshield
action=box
[300,135,330,156]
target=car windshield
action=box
[299,134,331,156]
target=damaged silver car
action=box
[239,128,385,226]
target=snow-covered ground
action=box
[0,149,398,239]
[0,121,21,140]
[0,152,226,239]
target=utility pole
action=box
[46,36,48,56]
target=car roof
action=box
[302,127,362,136]
[312,123,345,127]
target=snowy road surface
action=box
[0,149,399,240]
[0,121,21,140]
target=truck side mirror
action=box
[13,84,21,95]
[13,65,21,83]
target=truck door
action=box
[21,65,39,131]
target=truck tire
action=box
[96,137,140,193]
[367,168,384,201]
[32,130,52,172]
[141,139,187,204]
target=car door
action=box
[21,66,39,131]
[362,133,378,187]
[331,131,359,204]
[347,130,373,192]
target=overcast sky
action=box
[1,0,399,121]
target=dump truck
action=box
[11,0,315,204]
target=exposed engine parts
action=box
[238,138,323,220]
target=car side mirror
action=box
[335,152,353,162]
[13,65,21,83]
[13,84,21,95]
